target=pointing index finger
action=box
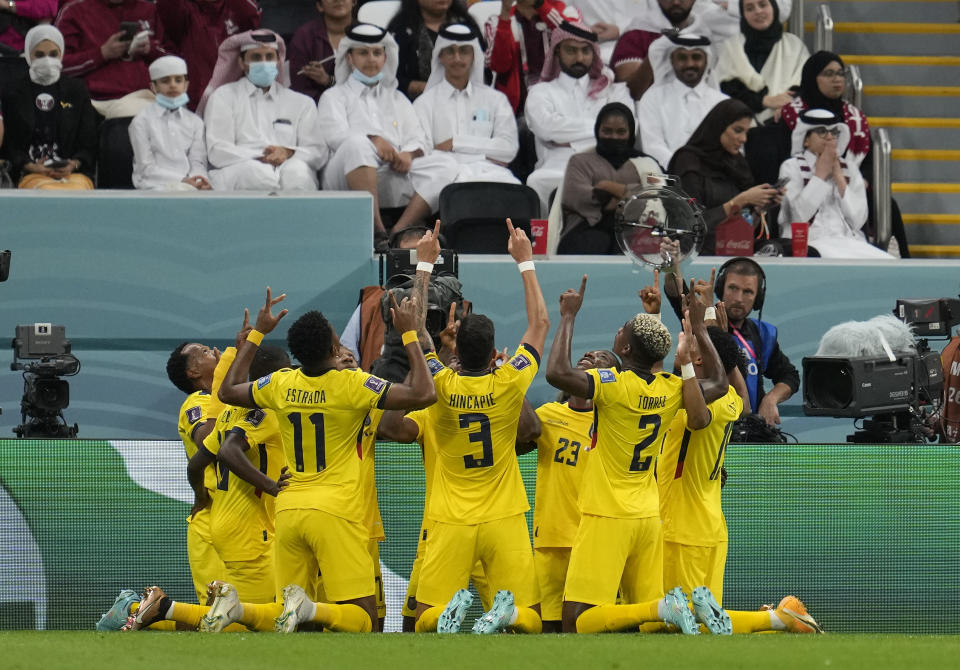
[579,274,588,297]
[506,218,515,236]
[433,218,442,238]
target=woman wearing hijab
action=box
[778,109,892,259]
[288,0,358,102]
[715,0,808,125]
[0,24,97,189]
[780,50,870,167]
[557,102,661,254]
[668,99,781,255]
[387,0,482,100]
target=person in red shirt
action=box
[0,0,58,52]
[56,0,167,102]
[156,0,261,111]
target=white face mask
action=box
[29,57,63,86]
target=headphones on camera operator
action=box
[714,256,767,319]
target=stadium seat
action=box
[97,117,135,189]
[358,0,401,29]
[438,182,538,253]
[467,1,501,29]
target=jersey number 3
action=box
[461,413,493,469]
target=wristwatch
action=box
[8,1,17,14]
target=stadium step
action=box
[860,85,960,117]
[807,22,960,55]
[809,0,960,23]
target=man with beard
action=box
[523,19,632,215]
[636,32,727,168]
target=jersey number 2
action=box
[461,413,493,469]
[629,415,661,472]
[289,412,326,472]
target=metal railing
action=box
[872,128,893,250]
[815,4,834,52]
[846,65,863,109]
[788,0,804,39]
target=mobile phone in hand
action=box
[120,21,139,41]
[44,159,70,169]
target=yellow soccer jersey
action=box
[177,390,218,492]
[359,408,385,541]
[658,386,741,546]
[406,408,437,533]
[533,401,594,548]
[202,405,284,561]
[579,367,684,519]
[424,346,539,525]
[250,366,391,521]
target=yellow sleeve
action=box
[494,343,540,386]
[583,367,618,404]
[249,367,284,410]
[406,409,427,442]
[206,346,237,418]
[344,369,393,410]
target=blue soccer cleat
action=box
[691,586,732,635]
[471,590,515,634]
[95,589,139,631]
[662,587,699,635]
[437,589,473,633]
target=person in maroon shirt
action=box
[288,0,356,102]
[56,0,167,101]
[157,0,261,111]
[0,0,58,53]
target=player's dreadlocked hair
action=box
[627,313,672,365]
[707,326,740,375]
[250,344,291,381]
[166,341,196,394]
[456,313,496,372]
[287,311,335,369]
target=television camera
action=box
[11,323,80,438]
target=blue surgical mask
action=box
[247,61,279,88]
[352,68,384,86]
[156,92,189,110]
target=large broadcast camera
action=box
[802,298,958,443]
[11,323,80,438]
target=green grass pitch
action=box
[3,632,958,669]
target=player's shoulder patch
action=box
[185,406,203,424]
[364,376,387,393]
[427,357,444,376]
[256,373,273,389]
[598,368,617,384]
[509,352,532,371]
[244,409,266,427]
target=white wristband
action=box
[681,362,696,380]
[649,312,661,322]
[416,261,434,274]
[517,260,535,273]
[704,306,717,321]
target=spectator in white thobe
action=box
[129,55,210,190]
[413,23,520,186]
[636,32,727,168]
[201,29,327,192]
[523,19,632,215]
[318,23,458,246]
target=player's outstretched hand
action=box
[235,308,252,349]
[438,301,460,352]
[638,268,661,315]
[691,267,716,307]
[676,312,695,366]
[254,287,288,334]
[506,218,532,263]
[559,275,587,318]
[686,278,707,327]
[417,219,442,265]
[390,290,421,335]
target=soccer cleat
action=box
[205,580,226,606]
[95,589,139,631]
[437,589,473,633]
[774,595,824,634]
[275,584,312,633]
[691,586,732,635]
[199,582,243,633]
[471,590,515,634]
[122,586,167,631]
[661,587,699,635]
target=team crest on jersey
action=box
[509,353,531,371]
[186,406,202,424]
[245,409,266,427]
[598,369,616,383]
[256,374,272,389]
[364,376,387,393]
[427,358,444,376]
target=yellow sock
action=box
[169,602,209,628]
[312,603,373,632]
[240,602,283,632]
[728,610,773,633]
[509,606,542,634]
[145,620,178,631]
[575,600,661,633]
[414,606,442,633]
[638,622,669,633]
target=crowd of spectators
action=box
[0,0,905,257]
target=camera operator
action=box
[664,250,799,428]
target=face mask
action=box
[29,57,62,86]
[595,137,634,168]
[352,68,384,86]
[246,61,279,88]
[156,92,189,110]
